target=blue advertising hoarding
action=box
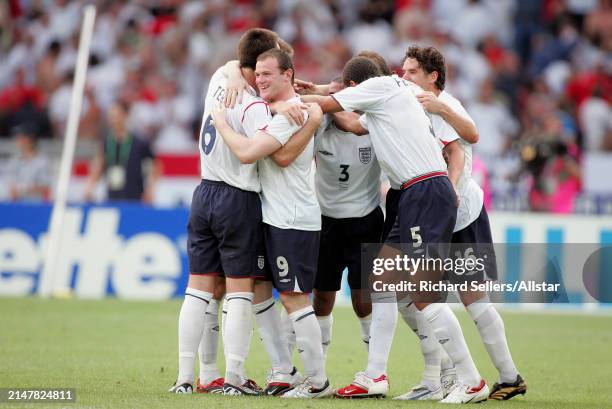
[1,202,611,305]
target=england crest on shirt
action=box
[359,147,372,164]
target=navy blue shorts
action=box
[263,224,320,293]
[187,180,267,279]
[315,206,384,292]
[448,205,498,283]
[385,176,457,258]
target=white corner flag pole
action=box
[39,5,96,297]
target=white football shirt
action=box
[315,114,381,218]
[435,90,484,232]
[199,67,270,192]
[332,75,447,189]
[258,96,321,231]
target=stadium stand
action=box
[1,0,611,212]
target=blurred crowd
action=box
[0,0,611,212]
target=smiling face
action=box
[255,56,292,102]
[402,57,436,92]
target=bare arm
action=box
[331,111,368,135]
[271,103,322,168]
[417,92,479,143]
[211,106,281,164]
[438,105,479,143]
[443,139,465,206]
[221,60,247,108]
[269,100,307,126]
[294,79,330,96]
[300,95,343,113]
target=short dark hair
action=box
[404,45,446,90]
[356,50,391,76]
[238,28,279,70]
[278,38,294,58]
[257,48,295,83]
[342,56,381,86]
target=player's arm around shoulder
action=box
[331,111,368,135]
[271,103,323,168]
[221,60,248,108]
[300,94,344,114]
[294,78,330,96]
[211,105,281,164]
[418,91,479,143]
[269,100,307,126]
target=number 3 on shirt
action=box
[200,115,216,155]
[339,164,350,182]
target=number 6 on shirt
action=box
[200,115,217,155]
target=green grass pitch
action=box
[1,297,611,409]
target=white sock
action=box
[221,298,228,341]
[224,292,253,386]
[365,293,397,379]
[441,349,455,373]
[317,315,333,358]
[398,299,442,389]
[358,314,371,351]
[422,303,481,387]
[221,297,251,380]
[281,308,296,355]
[221,298,228,361]
[178,287,212,384]
[290,306,326,388]
[414,305,443,389]
[253,297,293,373]
[440,348,457,386]
[198,299,220,384]
[398,298,418,334]
[467,301,518,383]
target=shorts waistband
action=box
[322,205,382,222]
[400,171,447,190]
[201,179,258,194]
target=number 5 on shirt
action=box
[411,226,423,253]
